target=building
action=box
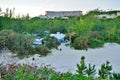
[96,11,120,19]
[38,15,47,19]
[117,12,120,16]
[45,11,82,18]
[97,14,117,19]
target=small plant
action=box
[35,45,51,56]
[76,56,87,75]
[76,56,96,77]
[98,60,112,79]
[1,58,120,80]
[86,63,96,77]
[110,73,120,80]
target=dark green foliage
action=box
[0,17,3,30]
[99,61,112,79]
[85,64,96,77]
[89,38,104,48]
[76,56,96,77]
[76,56,87,75]
[92,24,105,35]
[110,73,120,80]
[12,20,25,33]
[61,73,93,80]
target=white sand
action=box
[0,43,120,73]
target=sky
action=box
[0,0,120,17]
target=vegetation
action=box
[1,9,120,50]
[0,64,93,80]
[0,30,59,57]
[0,9,120,56]
[0,7,120,80]
[0,30,34,57]
[87,10,120,15]
[99,61,112,79]
[76,56,96,77]
[68,14,120,49]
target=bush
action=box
[1,64,41,80]
[76,56,87,75]
[0,36,6,50]
[0,30,13,49]
[76,56,96,77]
[0,64,94,80]
[110,73,120,80]
[44,36,60,49]
[98,61,112,79]
[73,37,89,50]
[0,30,61,57]
[0,30,34,57]
[89,38,104,48]
[35,45,51,56]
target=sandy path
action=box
[0,43,120,73]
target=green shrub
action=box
[0,30,34,57]
[73,37,89,50]
[61,72,93,80]
[35,45,51,56]
[44,36,60,49]
[1,64,41,80]
[89,38,104,48]
[98,61,112,79]
[0,64,94,80]
[85,63,96,77]
[76,56,96,77]
[0,30,13,49]
[110,73,120,80]
[76,56,87,75]
[0,30,61,57]
[0,36,6,50]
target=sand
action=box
[0,43,120,73]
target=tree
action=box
[4,8,15,18]
[67,26,76,44]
